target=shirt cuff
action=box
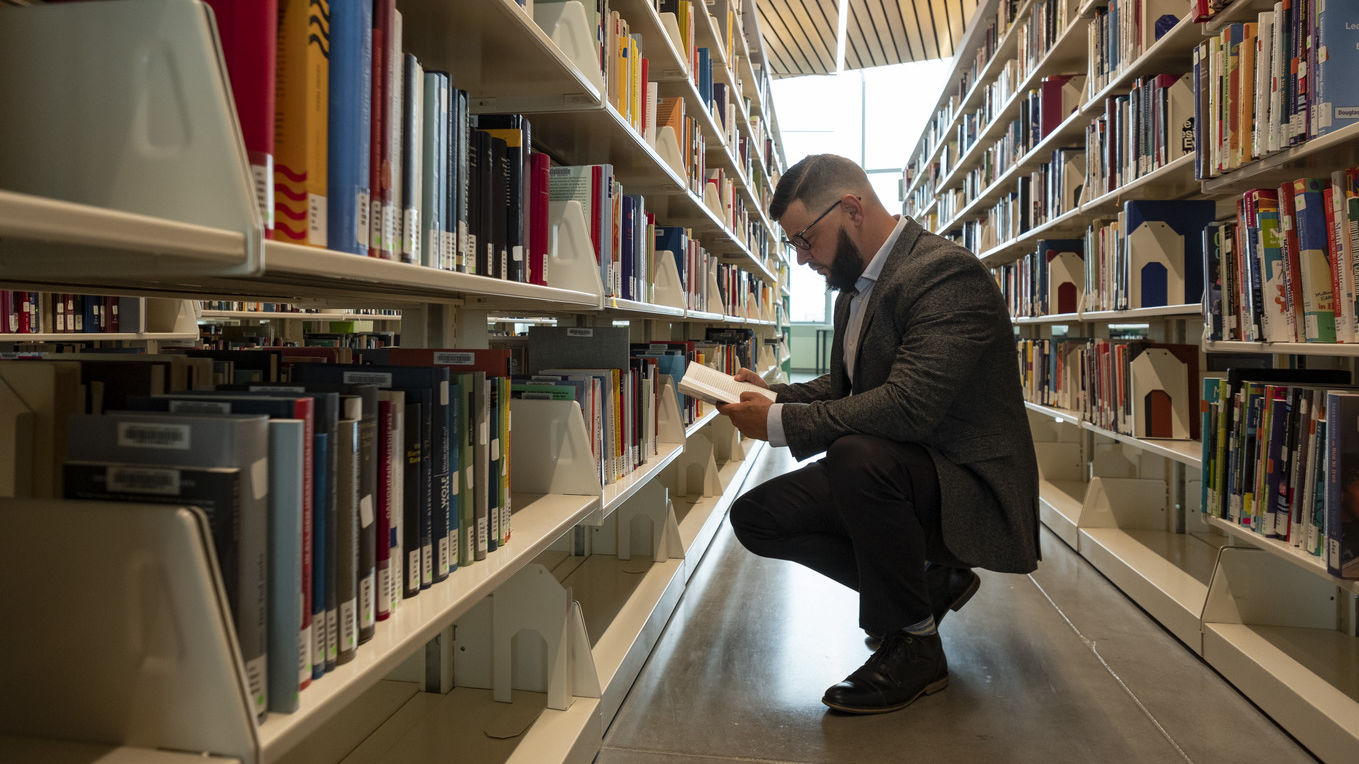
[766,403,787,448]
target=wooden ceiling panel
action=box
[756,0,982,77]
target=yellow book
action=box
[274,0,330,246]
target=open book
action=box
[678,362,777,405]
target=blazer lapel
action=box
[831,290,853,394]
[850,221,920,388]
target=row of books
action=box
[5,330,783,716]
[1016,0,1080,93]
[1085,0,1184,100]
[1018,337,1201,441]
[2,292,142,335]
[1200,368,1359,579]
[1192,3,1359,180]
[990,198,1218,317]
[1082,71,1194,197]
[1203,170,1359,343]
[199,301,401,318]
[211,0,764,283]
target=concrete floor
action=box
[597,444,1319,764]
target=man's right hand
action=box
[732,367,770,389]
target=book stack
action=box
[1204,171,1359,344]
[1200,368,1359,579]
[0,345,518,715]
[1083,72,1194,197]
[2,292,142,335]
[1082,199,1216,312]
[1193,3,1359,179]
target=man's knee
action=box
[729,492,768,549]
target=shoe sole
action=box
[821,676,950,715]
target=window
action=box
[772,60,951,324]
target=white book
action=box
[1268,2,1285,155]
[1254,11,1273,161]
[677,362,776,406]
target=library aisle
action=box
[598,443,1316,763]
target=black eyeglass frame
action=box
[784,198,845,251]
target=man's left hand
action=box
[716,392,772,441]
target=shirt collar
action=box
[853,215,906,294]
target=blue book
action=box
[327,0,373,255]
[697,47,712,106]
[654,225,688,291]
[1121,199,1216,307]
[1291,178,1334,342]
[1314,1,1359,137]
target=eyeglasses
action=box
[784,199,844,251]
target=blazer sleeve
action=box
[771,374,834,403]
[779,250,1011,460]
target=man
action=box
[717,154,1040,715]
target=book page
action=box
[679,362,776,405]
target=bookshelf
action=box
[908,1,1359,760]
[0,1,788,763]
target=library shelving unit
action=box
[0,1,788,763]
[905,1,1358,761]
[1,296,201,348]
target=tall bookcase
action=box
[905,1,1359,761]
[0,0,788,762]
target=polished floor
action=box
[597,444,1319,764]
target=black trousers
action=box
[729,434,964,635]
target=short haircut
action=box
[769,154,873,222]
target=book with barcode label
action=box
[63,411,270,720]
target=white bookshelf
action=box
[0,1,789,763]
[912,1,1359,760]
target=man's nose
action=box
[796,249,811,265]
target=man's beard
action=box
[825,228,866,292]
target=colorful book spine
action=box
[327,0,372,255]
[274,0,330,246]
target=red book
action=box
[204,0,277,237]
[529,152,551,286]
[365,348,512,378]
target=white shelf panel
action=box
[1205,339,1359,358]
[0,736,240,764]
[1081,423,1201,468]
[403,0,601,111]
[1202,623,1359,764]
[601,441,687,520]
[1039,478,1086,549]
[527,103,687,197]
[1205,516,1359,596]
[1079,152,1200,215]
[257,491,600,763]
[602,298,687,319]
[1024,400,1084,424]
[1202,122,1359,197]
[1077,527,1214,653]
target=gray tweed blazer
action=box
[772,217,1040,573]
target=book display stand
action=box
[0,0,791,761]
[909,2,1359,758]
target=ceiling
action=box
[755,0,981,77]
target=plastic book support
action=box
[547,200,607,301]
[659,14,687,73]
[655,126,687,181]
[669,430,721,498]
[1128,221,1187,308]
[0,0,262,274]
[657,379,686,445]
[703,183,726,222]
[507,398,603,496]
[532,1,605,94]
[652,250,686,309]
[452,564,600,710]
[0,500,256,763]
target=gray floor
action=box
[598,444,1319,764]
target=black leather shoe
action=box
[927,565,981,625]
[824,630,948,714]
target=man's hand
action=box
[732,367,770,389]
[716,391,772,441]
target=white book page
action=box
[678,362,776,405]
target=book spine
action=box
[274,0,330,246]
[327,0,372,255]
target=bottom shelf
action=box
[0,736,241,763]
[1203,624,1359,763]
[1038,478,1084,549]
[1076,527,1220,653]
[337,686,598,764]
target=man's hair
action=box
[769,154,873,222]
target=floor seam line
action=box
[1027,572,1196,764]
[599,743,818,763]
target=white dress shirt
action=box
[767,215,908,447]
